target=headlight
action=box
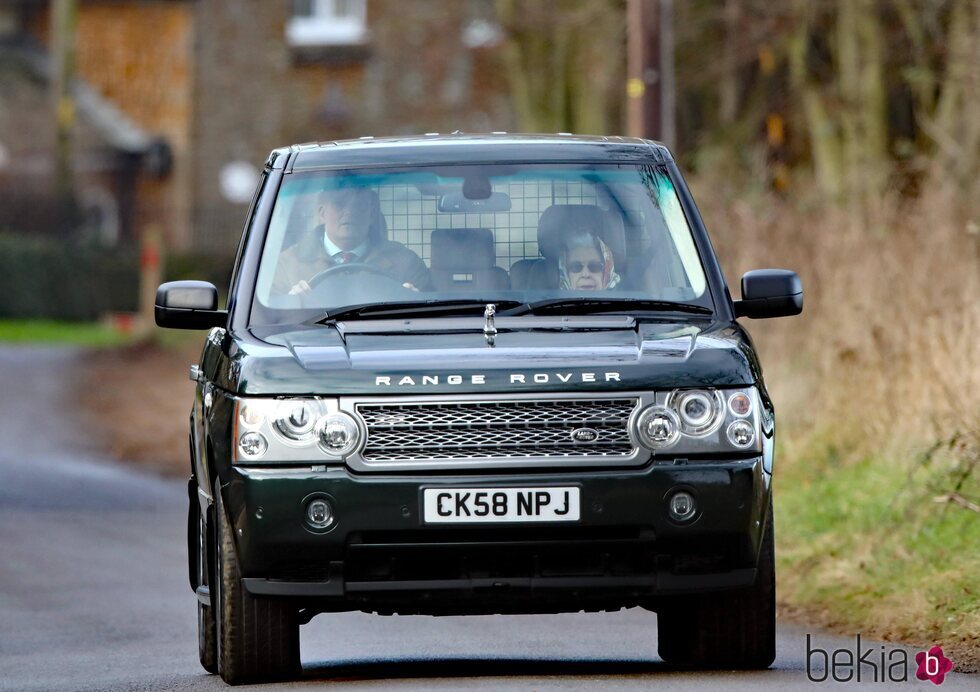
[273,400,320,442]
[633,387,762,456]
[316,412,360,457]
[726,419,756,448]
[636,406,681,448]
[233,397,362,464]
[238,431,268,458]
[669,389,724,435]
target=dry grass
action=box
[694,170,980,671]
[696,175,980,460]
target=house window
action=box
[287,0,368,47]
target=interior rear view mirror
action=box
[438,191,512,213]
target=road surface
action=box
[0,346,972,690]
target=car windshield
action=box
[250,163,712,324]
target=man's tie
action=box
[336,251,356,264]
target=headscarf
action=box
[558,233,621,290]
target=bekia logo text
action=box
[807,635,954,685]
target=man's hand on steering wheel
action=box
[289,262,417,295]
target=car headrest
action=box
[430,228,496,270]
[536,205,625,267]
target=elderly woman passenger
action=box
[559,230,621,291]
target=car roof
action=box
[265,133,674,171]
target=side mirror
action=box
[155,281,227,330]
[733,269,803,319]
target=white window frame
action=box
[286,0,368,47]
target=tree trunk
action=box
[788,3,843,199]
[496,0,625,135]
[719,0,739,126]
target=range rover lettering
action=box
[156,134,803,684]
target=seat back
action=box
[511,205,626,290]
[430,228,509,291]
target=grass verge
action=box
[775,437,980,672]
[0,319,133,347]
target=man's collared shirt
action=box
[323,233,369,263]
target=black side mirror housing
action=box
[733,269,803,319]
[155,281,227,330]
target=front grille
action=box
[356,398,638,463]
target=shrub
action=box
[0,234,139,321]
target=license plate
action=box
[422,487,580,524]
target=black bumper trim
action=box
[243,577,345,597]
[241,567,756,598]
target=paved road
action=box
[0,346,973,691]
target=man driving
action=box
[272,187,430,295]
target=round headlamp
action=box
[636,406,681,449]
[316,412,360,457]
[727,419,756,448]
[238,431,268,459]
[669,389,724,436]
[273,400,319,442]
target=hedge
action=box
[0,234,139,321]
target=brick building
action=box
[0,0,510,256]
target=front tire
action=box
[197,500,217,674]
[214,482,301,685]
[657,499,776,669]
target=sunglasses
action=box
[567,261,604,274]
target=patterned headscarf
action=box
[559,234,621,290]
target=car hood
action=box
[209,317,762,396]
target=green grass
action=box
[776,437,980,668]
[0,320,134,347]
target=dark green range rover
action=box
[156,134,802,684]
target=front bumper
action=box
[220,458,770,613]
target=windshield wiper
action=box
[316,299,525,324]
[499,298,712,317]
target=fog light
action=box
[727,419,756,448]
[238,432,268,458]
[305,498,334,529]
[668,491,696,522]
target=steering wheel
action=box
[307,262,399,288]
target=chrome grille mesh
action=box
[356,399,638,463]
